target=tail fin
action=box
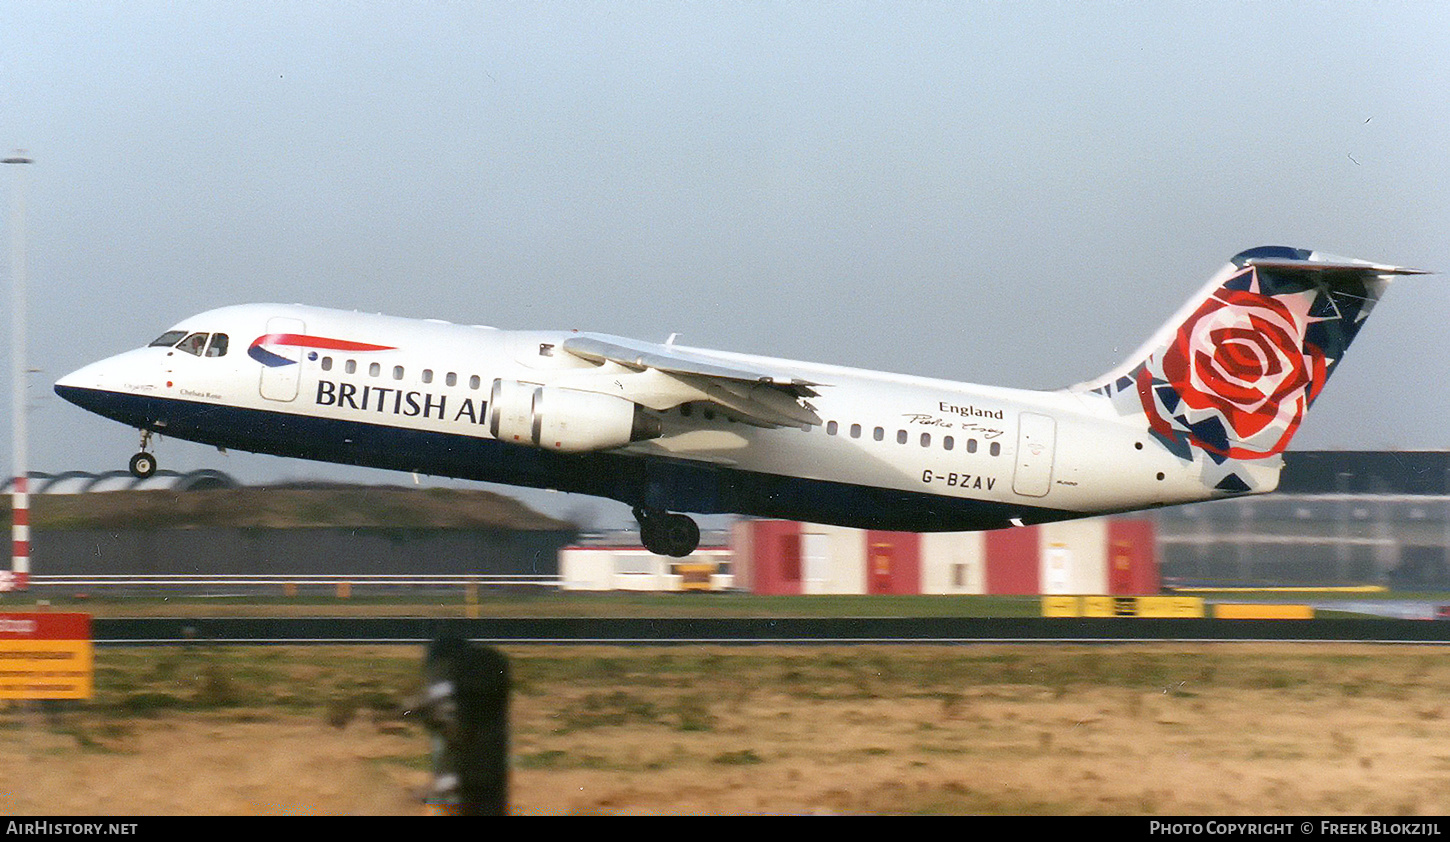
[1076,247,1425,485]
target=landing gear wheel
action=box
[129,451,157,479]
[635,507,701,558]
[660,513,700,558]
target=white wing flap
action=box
[562,334,823,429]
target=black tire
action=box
[129,451,157,479]
[640,525,669,557]
[660,513,700,558]
[635,508,700,557]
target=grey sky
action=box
[3,2,1448,525]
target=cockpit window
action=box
[149,330,187,348]
[150,330,228,358]
[176,333,210,356]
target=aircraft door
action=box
[258,317,306,402]
[1012,412,1056,497]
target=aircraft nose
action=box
[54,350,151,408]
[55,346,162,398]
[54,360,110,409]
[55,358,109,393]
[55,359,97,391]
[53,349,164,427]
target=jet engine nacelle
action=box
[488,380,662,452]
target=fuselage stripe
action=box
[247,334,397,368]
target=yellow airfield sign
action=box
[0,613,93,700]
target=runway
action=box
[91,615,1450,646]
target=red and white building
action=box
[559,516,1158,595]
[731,518,1157,596]
[560,545,733,591]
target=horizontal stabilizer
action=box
[1233,246,1429,277]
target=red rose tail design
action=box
[1135,270,1329,460]
[1077,247,1422,493]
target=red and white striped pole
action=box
[8,476,26,591]
[5,151,32,592]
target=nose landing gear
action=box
[633,507,701,558]
[129,430,157,479]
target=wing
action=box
[561,333,824,429]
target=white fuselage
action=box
[55,302,1229,532]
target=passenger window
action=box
[345,360,357,375]
[469,375,481,390]
[321,357,333,371]
[393,366,404,380]
[850,424,862,439]
[943,435,954,451]
[369,362,381,377]
[204,334,228,357]
[177,333,209,356]
[873,427,884,441]
[826,421,838,435]
[446,372,457,387]
[967,439,978,453]
[920,433,931,447]
[990,442,1002,457]
[422,369,433,384]
[896,430,907,445]
[149,330,187,348]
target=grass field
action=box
[4,639,1450,815]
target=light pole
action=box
[4,151,32,592]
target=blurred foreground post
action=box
[4,152,32,593]
[420,637,510,815]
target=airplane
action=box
[54,246,1426,557]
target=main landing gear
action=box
[633,507,701,558]
[129,430,158,479]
